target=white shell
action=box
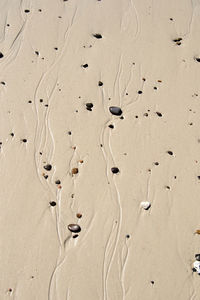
[140,201,151,210]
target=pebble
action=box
[86,103,93,111]
[72,167,78,175]
[49,201,56,206]
[93,33,102,39]
[111,167,120,174]
[68,224,81,233]
[44,164,52,171]
[76,213,82,218]
[140,201,151,210]
[195,254,200,261]
[109,106,122,116]
[55,180,61,184]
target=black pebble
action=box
[98,81,103,86]
[35,51,39,55]
[93,33,102,39]
[1,81,5,85]
[50,201,56,206]
[68,224,81,233]
[24,9,30,13]
[109,106,122,116]
[82,64,88,68]
[55,180,61,184]
[0,52,4,58]
[44,175,48,179]
[195,254,200,261]
[126,234,130,239]
[44,164,52,171]
[86,103,93,111]
[138,90,142,94]
[173,38,182,42]
[108,124,114,129]
[72,234,79,238]
[167,151,173,156]
[192,267,197,272]
[10,133,14,137]
[151,281,154,285]
[111,167,120,174]
[22,139,27,143]
[195,58,200,62]
[68,131,71,135]
[197,176,200,180]
[156,112,162,117]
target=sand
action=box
[1,0,200,299]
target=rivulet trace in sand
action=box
[1,0,200,299]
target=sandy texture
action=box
[1,0,200,299]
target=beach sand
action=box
[1,0,200,299]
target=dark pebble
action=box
[192,267,197,272]
[35,51,39,55]
[0,52,4,58]
[50,201,56,206]
[22,139,27,143]
[109,106,122,116]
[138,90,142,94]
[173,38,182,42]
[93,33,102,39]
[72,234,79,238]
[126,234,130,239]
[151,281,154,285]
[68,224,81,233]
[108,124,114,129]
[55,180,61,184]
[86,103,93,110]
[167,151,173,156]
[82,64,88,68]
[44,175,48,179]
[197,176,200,180]
[195,254,200,261]
[1,81,5,85]
[111,167,120,174]
[44,164,52,171]
[24,9,30,13]
[98,81,103,86]
[72,168,79,175]
[156,112,162,117]
[68,131,71,135]
[10,133,14,137]
[76,213,82,218]
[195,58,200,62]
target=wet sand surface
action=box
[1,0,200,299]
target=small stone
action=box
[98,81,103,86]
[140,201,151,210]
[73,234,79,238]
[76,213,82,218]
[151,281,154,285]
[86,103,93,111]
[79,160,84,163]
[93,33,102,39]
[126,234,130,239]
[50,201,56,206]
[72,168,78,175]
[82,64,88,68]
[156,112,162,117]
[35,51,39,55]
[22,139,27,143]
[68,224,81,233]
[109,106,122,116]
[194,230,200,234]
[195,58,200,63]
[44,164,52,171]
[167,151,173,156]
[108,124,114,129]
[138,90,142,94]
[111,167,119,174]
[173,38,182,42]
[0,52,4,58]
[55,180,61,184]
[195,254,200,261]
[68,131,72,135]
[24,9,30,13]
[10,133,14,137]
